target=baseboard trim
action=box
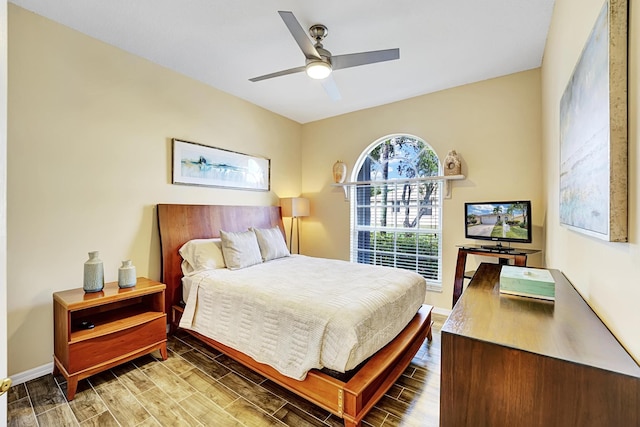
[10,362,53,385]
[432,306,452,316]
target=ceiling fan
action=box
[249,11,400,100]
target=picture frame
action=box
[559,0,628,242]
[172,139,270,191]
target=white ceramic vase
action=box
[83,251,104,293]
[118,260,137,288]
[332,160,347,184]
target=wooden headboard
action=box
[157,204,285,314]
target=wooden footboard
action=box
[183,305,432,427]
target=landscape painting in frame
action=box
[172,139,270,191]
[559,0,627,242]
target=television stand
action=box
[453,245,540,307]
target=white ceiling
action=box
[10,0,556,124]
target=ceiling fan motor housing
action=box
[306,26,332,80]
[307,46,332,65]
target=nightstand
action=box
[53,277,167,400]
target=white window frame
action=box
[349,134,443,290]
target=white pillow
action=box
[252,227,290,261]
[220,229,263,270]
[178,238,226,276]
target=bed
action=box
[157,203,433,427]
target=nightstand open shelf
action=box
[53,277,167,400]
[69,296,164,340]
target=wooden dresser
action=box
[440,263,640,426]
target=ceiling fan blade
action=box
[278,11,321,60]
[249,65,306,82]
[321,76,342,101]
[332,48,400,70]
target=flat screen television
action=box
[465,201,532,250]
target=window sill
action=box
[426,283,443,293]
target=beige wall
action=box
[542,0,640,362]
[7,5,302,375]
[301,69,544,310]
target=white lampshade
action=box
[305,61,332,80]
[280,197,310,218]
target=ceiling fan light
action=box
[306,61,332,79]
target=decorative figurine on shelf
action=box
[443,150,462,176]
[332,160,347,184]
[83,251,104,293]
[118,260,137,288]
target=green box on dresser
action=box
[499,265,555,300]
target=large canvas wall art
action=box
[559,0,628,242]
[172,139,270,191]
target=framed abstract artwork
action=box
[559,0,628,242]
[172,139,270,191]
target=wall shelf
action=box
[331,174,465,200]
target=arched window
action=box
[350,134,443,288]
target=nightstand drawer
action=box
[68,315,166,373]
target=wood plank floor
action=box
[7,313,446,427]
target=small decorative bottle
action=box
[332,160,347,184]
[83,251,104,293]
[118,260,137,288]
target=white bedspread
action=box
[179,255,426,380]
